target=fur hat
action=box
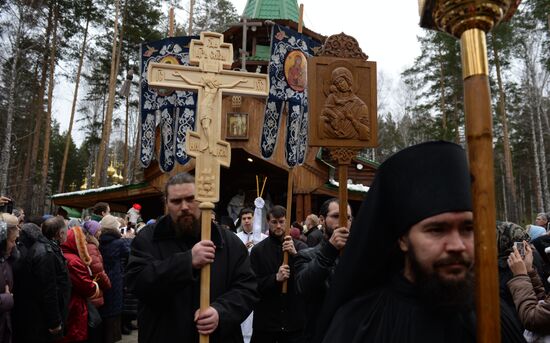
[100,215,120,230]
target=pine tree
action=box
[401,30,464,144]
[193,0,239,34]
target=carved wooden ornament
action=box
[308,33,377,148]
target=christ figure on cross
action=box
[174,71,247,153]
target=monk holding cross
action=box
[128,32,269,343]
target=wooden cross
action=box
[148,31,269,201]
[146,31,269,343]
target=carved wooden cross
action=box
[146,31,269,343]
[147,31,269,202]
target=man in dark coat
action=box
[126,172,258,343]
[250,205,308,343]
[295,198,351,342]
[13,217,71,342]
[316,141,526,343]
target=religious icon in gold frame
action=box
[284,50,307,92]
[226,112,248,140]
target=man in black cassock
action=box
[294,198,352,342]
[316,141,526,343]
[126,172,258,343]
[250,205,308,343]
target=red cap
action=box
[133,204,141,211]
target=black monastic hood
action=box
[316,141,473,341]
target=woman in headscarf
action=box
[82,220,111,343]
[0,214,19,343]
[99,215,130,343]
[60,226,99,342]
[507,242,550,340]
[527,225,547,241]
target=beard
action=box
[324,224,335,238]
[173,213,200,238]
[408,244,474,312]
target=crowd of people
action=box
[0,141,550,342]
[0,200,147,343]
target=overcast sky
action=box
[53,0,425,145]
[231,0,424,76]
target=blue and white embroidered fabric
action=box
[159,108,174,172]
[140,36,198,171]
[260,25,320,167]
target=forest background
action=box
[0,0,548,226]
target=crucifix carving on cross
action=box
[148,31,269,202]
[146,31,269,343]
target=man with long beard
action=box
[127,172,258,343]
[315,141,525,343]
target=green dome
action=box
[242,0,299,21]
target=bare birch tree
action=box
[0,1,40,195]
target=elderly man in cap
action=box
[13,216,70,342]
[316,141,525,343]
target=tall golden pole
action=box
[419,1,520,342]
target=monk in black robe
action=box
[315,141,526,343]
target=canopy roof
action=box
[243,0,299,21]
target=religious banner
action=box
[140,36,198,171]
[260,24,321,167]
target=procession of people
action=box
[0,0,543,341]
[1,141,550,343]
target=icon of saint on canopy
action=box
[284,50,307,92]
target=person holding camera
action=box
[507,241,550,340]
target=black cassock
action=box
[321,273,526,343]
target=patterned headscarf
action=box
[496,221,529,257]
[0,213,18,243]
[0,222,6,244]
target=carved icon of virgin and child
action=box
[320,67,370,140]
